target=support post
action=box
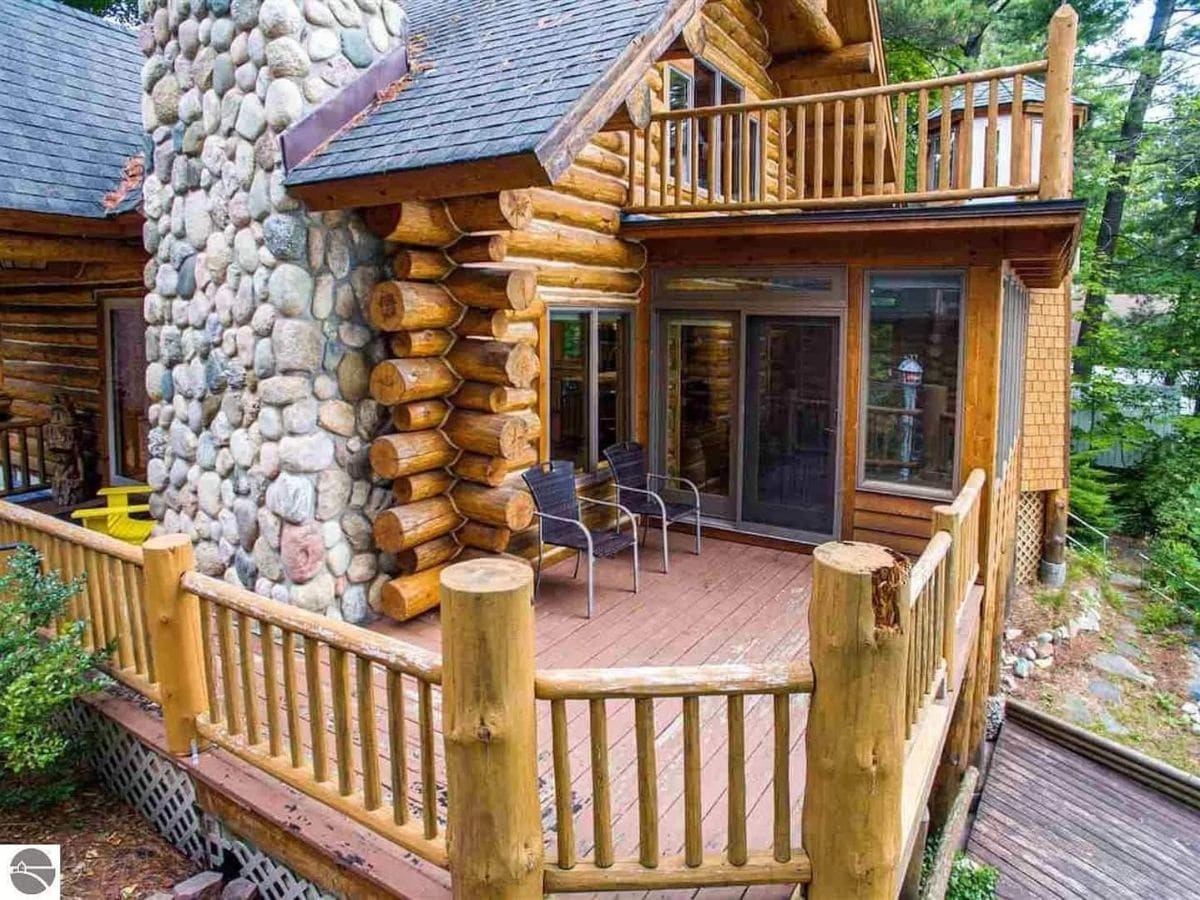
[804,541,910,900]
[1040,487,1068,586]
[142,534,207,755]
[441,558,543,899]
[1038,5,1078,199]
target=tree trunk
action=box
[1076,0,1177,375]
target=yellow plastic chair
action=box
[70,484,156,546]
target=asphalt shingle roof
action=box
[0,0,144,219]
[938,76,1086,115]
[286,0,678,188]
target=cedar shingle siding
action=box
[1021,285,1070,493]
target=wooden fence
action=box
[625,7,1077,215]
[0,466,986,898]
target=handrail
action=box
[534,660,812,699]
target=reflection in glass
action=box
[864,272,963,491]
[597,313,629,452]
[110,305,150,481]
[665,320,734,498]
[550,311,589,470]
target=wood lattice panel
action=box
[1015,490,1045,585]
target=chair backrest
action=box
[602,441,647,489]
[521,460,581,521]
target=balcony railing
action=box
[625,10,1076,215]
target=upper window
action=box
[104,299,150,483]
[862,272,964,495]
[665,62,758,200]
[549,309,632,473]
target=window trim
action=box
[547,306,636,474]
[857,268,967,501]
[102,295,147,486]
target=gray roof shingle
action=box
[936,76,1087,116]
[286,0,678,188]
[0,0,144,219]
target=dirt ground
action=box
[0,776,198,899]
[1002,544,1200,776]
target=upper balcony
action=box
[620,11,1078,217]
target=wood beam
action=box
[761,0,843,56]
[0,260,143,288]
[600,79,653,132]
[770,42,874,83]
[0,232,144,265]
[0,209,142,239]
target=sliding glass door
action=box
[742,316,839,535]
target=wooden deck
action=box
[967,720,1200,899]
[375,532,815,898]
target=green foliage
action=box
[0,546,102,809]
[60,0,140,25]
[946,853,1000,900]
[1068,452,1117,538]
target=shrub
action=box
[0,545,103,808]
[1068,452,1117,540]
[946,853,1000,900]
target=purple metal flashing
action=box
[280,29,410,174]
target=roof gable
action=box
[0,0,144,220]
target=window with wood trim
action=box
[548,309,632,473]
[666,62,757,199]
[104,298,149,483]
[861,271,964,496]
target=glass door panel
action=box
[661,314,737,518]
[742,316,839,536]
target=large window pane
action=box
[863,272,963,492]
[597,313,630,453]
[550,311,589,470]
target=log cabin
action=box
[0,0,1092,896]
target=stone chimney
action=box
[138,0,407,621]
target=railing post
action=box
[804,541,910,900]
[441,558,543,899]
[1038,4,1078,199]
[932,506,959,678]
[142,534,207,755]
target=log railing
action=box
[534,663,814,892]
[0,462,989,897]
[0,501,158,701]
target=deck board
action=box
[967,721,1200,899]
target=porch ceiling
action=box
[622,199,1086,289]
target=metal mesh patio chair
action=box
[522,459,639,618]
[602,441,701,573]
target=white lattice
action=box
[68,700,333,900]
[1015,491,1045,585]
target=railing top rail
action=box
[179,569,443,682]
[0,499,144,565]
[932,469,987,519]
[644,60,1049,122]
[535,661,813,700]
[908,531,952,600]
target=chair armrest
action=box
[646,473,701,508]
[70,505,151,520]
[98,485,153,500]
[578,497,640,541]
[612,484,668,515]
[532,511,594,552]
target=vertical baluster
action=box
[852,96,865,197]
[83,549,107,650]
[134,568,156,683]
[589,698,613,868]
[217,605,241,735]
[98,554,122,662]
[739,110,751,202]
[635,697,658,867]
[642,123,651,207]
[330,647,355,796]
[627,127,636,206]
[357,657,381,811]
[706,113,718,205]
[917,90,929,193]
[938,85,952,190]
[722,112,734,204]
[690,112,700,205]
[261,620,282,757]
[106,556,134,670]
[36,425,46,487]
[896,91,908,194]
[673,116,684,205]
[238,612,260,745]
[659,119,669,204]
[305,636,328,781]
[832,99,845,198]
[387,669,410,824]
[758,109,769,202]
[419,679,438,839]
[727,694,747,866]
[985,77,1000,187]
[775,107,787,201]
[905,605,916,736]
[795,104,806,201]
[121,561,146,679]
[936,558,948,668]
[198,598,220,723]
[1011,74,1026,187]
[1,429,12,494]
[874,93,887,194]
[813,102,824,199]
[683,695,702,867]
[551,699,575,869]
[960,81,975,193]
[18,427,29,491]
[772,693,791,862]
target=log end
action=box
[440,557,533,596]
